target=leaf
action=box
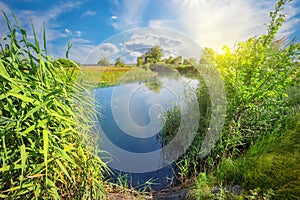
[26,174,45,179]
[21,124,36,136]
[46,178,60,199]
[20,144,27,180]
[37,119,48,128]
[55,159,73,183]
[43,129,49,184]
[7,92,35,104]
[0,164,22,172]
[50,112,76,125]
[23,99,49,121]
[54,147,77,166]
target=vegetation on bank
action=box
[0,13,108,199]
[77,66,157,88]
[159,0,300,198]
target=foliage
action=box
[188,0,300,199]
[159,1,299,198]
[136,56,143,67]
[187,173,213,200]
[0,13,108,199]
[170,56,182,66]
[212,0,300,160]
[97,57,110,66]
[137,45,163,64]
[91,67,156,88]
[159,105,181,145]
[114,57,125,67]
[53,58,79,68]
[183,57,197,65]
[164,56,173,64]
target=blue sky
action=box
[0,0,299,63]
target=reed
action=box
[0,12,108,199]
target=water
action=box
[94,74,199,190]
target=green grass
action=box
[77,66,156,88]
[216,111,300,199]
[0,12,108,199]
[187,110,300,200]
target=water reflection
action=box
[95,73,199,190]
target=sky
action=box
[0,0,299,64]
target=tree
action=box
[115,57,125,67]
[164,56,173,64]
[97,57,110,66]
[183,57,197,65]
[137,57,143,67]
[145,45,163,64]
[171,56,182,66]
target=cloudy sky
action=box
[0,0,299,63]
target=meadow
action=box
[78,66,156,87]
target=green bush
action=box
[0,13,108,199]
[210,0,300,162]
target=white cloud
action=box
[0,1,81,41]
[109,0,148,30]
[75,30,82,37]
[0,2,12,36]
[148,20,175,29]
[123,32,185,55]
[275,2,300,40]
[77,42,120,64]
[149,0,299,51]
[0,1,82,58]
[111,0,299,51]
[111,15,118,20]
[65,28,71,35]
[82,10,96,17]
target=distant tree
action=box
[97,57,110,66]
[145,56,155,64]
[115,57,125,67]
[164,56,173,64]
[137,57,143,67]
[135,46,164,66]
[171,56,182,66]
[145,45,163,64]
[183,57,197,65]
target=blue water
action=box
[94,74,199,190]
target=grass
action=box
[77,66,157,88]
[187,110,300,199]
[0,13,108,199]
[216,110,300,199]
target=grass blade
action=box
[43,130,49,185]
[55,159,73,183]
[20,144,27,185]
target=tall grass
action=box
[0,12,108,199]
[216,111,300,199]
